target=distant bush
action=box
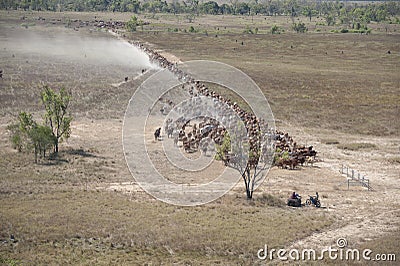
[271,24,283,34]
[293,22,308,33]
[126,15,138,32]
[243,26,254,34]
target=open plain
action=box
[0,10,399,265]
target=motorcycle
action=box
[306,194,321,208]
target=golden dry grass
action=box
[0,10,399,265]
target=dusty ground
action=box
[0,11,399,265]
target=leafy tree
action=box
[40,85,72,154]
[2,0,400,20]
[237,2,250,15]
[7,123,24,152]
[220,3,232,15]
[285,0,299,17]
[267,0,280,16]
[29,124,56,162]
[216,128,272,200]
[302,5,316,21]
[200,1,219,15]
[126,15,138,32]
[7,112,55,163]
[326,14,335,26]
[7,112,34,152]
[215,132,231,162]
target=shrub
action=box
[293,22,308,33]
[271,24,282,34]
[126,15,138,32]
[243,26,254,34]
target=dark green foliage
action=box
[7,85,72,162]
[29,125,56,162]
[7,112,55,163]
[271,24,282,34]
[1,0,398,22]
[326,14,335,26]
[293,22,307,33]
[215,130,263,200]
[215,132,231,162]
[126,15,138,32]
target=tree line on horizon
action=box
[1,0,400,24]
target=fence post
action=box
[346,166,349,177]
[358,172,360,180]
[352,169,354,180]
[347,179,350,190]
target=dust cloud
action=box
[1,27,155,70]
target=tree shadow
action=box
[41,157,69,166]
[64,148,98,158]
[39,148,100,166]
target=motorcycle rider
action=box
[291,192,300,199]
[311,192,319,204]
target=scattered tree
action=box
[7,111,55,163]
[216,129,273,200]
[326,14,335,26]
[29,125,56,162]
[40,85,72,154]
[126,15,139,32]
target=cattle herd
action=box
[24,16,320,170]
[23,15,322,170]
[93,21,319,169]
